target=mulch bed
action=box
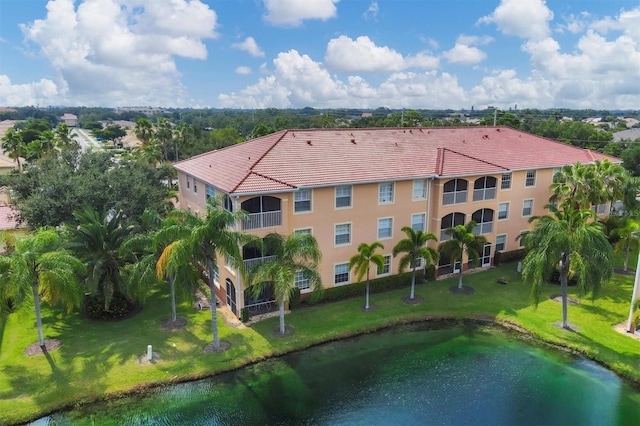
[24,339,61,356]
[203,341,232,353]
[614,267,636,276]
[361,305,380,312]
[553,321,580,332]
[549,294,579,305]
[449,286,475,296]
[271,324,295,337]
[401,295,424,305]
[160,316,188,331]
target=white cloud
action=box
[231,36,265,57]
[263,0,339,27]
[324,35,438,73]
[0,75,61,106]
[555,12,590,34]
[591,8,640,44]
[478,0,553,40]
[442,44,487,65]
[9,0,218,107]
[235,66,252,75]
[363,2,379,21]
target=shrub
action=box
[424,264,436,281]
[240,307,249,323]
[495,248,526,265]
[289,287,301,310]
[302,272,414,307]
[632,309,640,331]
[84,293,139,320]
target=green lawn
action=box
[0,252,638,425]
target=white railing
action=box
[243,255,277,269]
[242,210,282,230]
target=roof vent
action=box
[496,128,501,132]
[307,140,312,145]
[292,132,295,137]
[351,138,356,144]
[409,129,412,133]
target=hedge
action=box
[494,248,526,265]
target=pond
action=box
[33,323,640,425]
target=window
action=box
[213,264,220,283]
[592,203,607,214]
[193,179,198,193]
[525,170,536,187]
[334,263,350,284]
[223,194,233,212]
[379,183,394,203]
[294,228,312,235]
[335,185,352,208]
[473,177,497,201]
[440,212,465,241]
[443,179,468,205]
[186,176,191,190]
[294,189,311,212]
[294,271,310,291]
[472,209,494,234]
[413,179,427,200]
[378,218,393,239]
[495,234,506,252]
[206,185,216,201]
[378,255,391,276]
[501,173,512,190]
[522,199,533,216]
[498,202,509,220]
[519,231,527,248]
[411,213,425,232]
[335,223,351,245]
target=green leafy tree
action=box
[65,208,138,312]
[1,128,25,172]
[520,204,613,329]
[611,218,640,272]
[53,123,78,149]
[247,232,321,335]
[160,202,255,350]
[0,228,84,347]
[393,227,439,300]
[349,242,385,310]
[438,221,487,290]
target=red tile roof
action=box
[173,127,619,194]
[0,205,23,230]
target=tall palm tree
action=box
[53,123,78,149]
[0,228,84,348]
[1,128,25,172]
[247,232,321,335]
[160,202,255,350]
[154,118,173,162]
[393,227,439,300]
[349,241,384,310]
[593,159,628,206]
[134,118,154,147]
[611,218,640,272]
[65,208,136,311]
[438,221,487,290]
[520,203,613,329]
[550,162,597,209]
[173,122,193,161]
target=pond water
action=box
[34,323,640,425]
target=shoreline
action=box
[20,314,640,425]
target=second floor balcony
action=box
[242,210,282,230]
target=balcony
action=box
[243,255,277,269]
[241,210,282,230]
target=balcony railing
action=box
[473,222,493,235]
[242,210,282,230]
[243,255,277,269]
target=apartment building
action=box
[173,127,617,317]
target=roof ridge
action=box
[435,147,443,175]
[247,130,288,171]
[231,171,296,194]
[441,147,509,171]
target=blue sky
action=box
[0,0,638,109]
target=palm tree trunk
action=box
[365,269,370,309]
[279,299,286,335]
[33,283,45,347]
[410,266,416,299]
[458,270,463,289]
[169,273,176,322]
[623,243,629,272]
[207,259,219,350]
[560,257,569,329]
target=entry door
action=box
[482,243,492,267]
[226,279,237,315]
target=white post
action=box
[626,249,640,333]
[147,344,153,361]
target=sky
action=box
[0,0,638,110]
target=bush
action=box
[84,292,139,320]
[632,310,640,331]
[302,272,414,307]
[424,264,436,281]
[494,248,526,265]
[289,287,301,310]
[240,307,249,323]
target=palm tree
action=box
[520,203,613,329]
[247,232,321,335]
[134,118,154,147]
[53,123,78,149]
[1,128,25,172]
[349,241,384,310]
[160,201,255,350]
[611,218,640,272]
[65,208,136,312]
[392,227,439,301]
[173,122,193,161]
[0,228,84,348]
[550,162,597,209]
[438,221,487,290]
[154,118,173,162]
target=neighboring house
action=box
[173,127,619,318]
[60,113,78,127]
[0,203,26,253]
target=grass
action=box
[0,250,638,425]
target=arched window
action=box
[442,179,468,205]
[472,209,494,234]
[440,212,466,241]
[473,177,497,201]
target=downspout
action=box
[234,195,242,318]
